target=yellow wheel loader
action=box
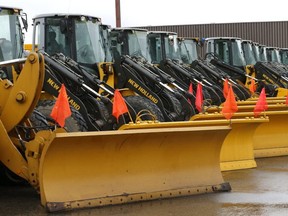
[204,37,288,97]
[0,52,233,212]
[204,37,288,158]
[145,31,271,171]
[107,28,270,171]
[1,7,237,212]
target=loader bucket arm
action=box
[120,57,195,119]
[0,53,45,132]
[0,52,45,179]
[254,62,288,88]
[38,125,231,212]
[114,56,185,121]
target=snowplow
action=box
[0,51,233,212]
[108,28,272,171]
[203,37,288,158]
[0,7,237,212]
[204,37,288,97]
[205,104,288,158]
[145,32,287,163]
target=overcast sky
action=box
[2,0,288,43]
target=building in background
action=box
[136,21,288,57]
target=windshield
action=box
[179,39,198,64]
[242,42,256,65]
[258,46,268,62]
[266,48,281,63]
[252,43,261,62]
[75,18,105,64]
[147,33,162,64]
[0,9,24,61]
[214,39,246,67]
[280,49,288,65]
[127,30,151,61]
[164,34,182,61]
[99,24,112,62]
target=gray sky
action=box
[2,0,288,43]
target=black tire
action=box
[124,95,165,122]
[0,109,51,186]
[0,162,27,185]
[81,96,112,130]
[29,108,50,131]
[159,90,184,121]
[36,100,88,132]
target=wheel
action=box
[0,162,27,185]
[124,95,165,122]
[81,96,112,130]
[36,99,88,132]
[159,90,184,121]
[29,108,50,131]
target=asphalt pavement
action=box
[0,156,287,216]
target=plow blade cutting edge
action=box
[38,126,231,212]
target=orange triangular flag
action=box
[223,78,229,99]
[222,85,238,119]
[50,84,72,127]
[254,88,268,117]
[285,90,288,105]
[195,82,203,112]
[249,79,256,94]
[188,82,193,104]
[112,89,129,121]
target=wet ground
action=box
[0,156,287,216]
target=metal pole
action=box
[115,0,121,27]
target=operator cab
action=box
[147,31,181,64]
[0,6,27,79]
[204,37,246,68]
[109,27,150,62]
[177,37,201,64]
[0,6,26,61]
[33,14,112,76]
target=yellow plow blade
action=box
[190,113,269,171]
[121,117,267,171]
[206,103,288,113]
[39,125,230,212]
[245,96,286,101]
[204,105,288,158]
[236,99,286,105]
[253,110,288,158]
[219,121,261,171]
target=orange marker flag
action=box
[254,88,268,117]
[223,78,229,99]
[222,85,238,119]
[249,79,256,94]
[112,89,129,121]
[195,82,203,112]
[188,82,193,104]
[50,84,72,127]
